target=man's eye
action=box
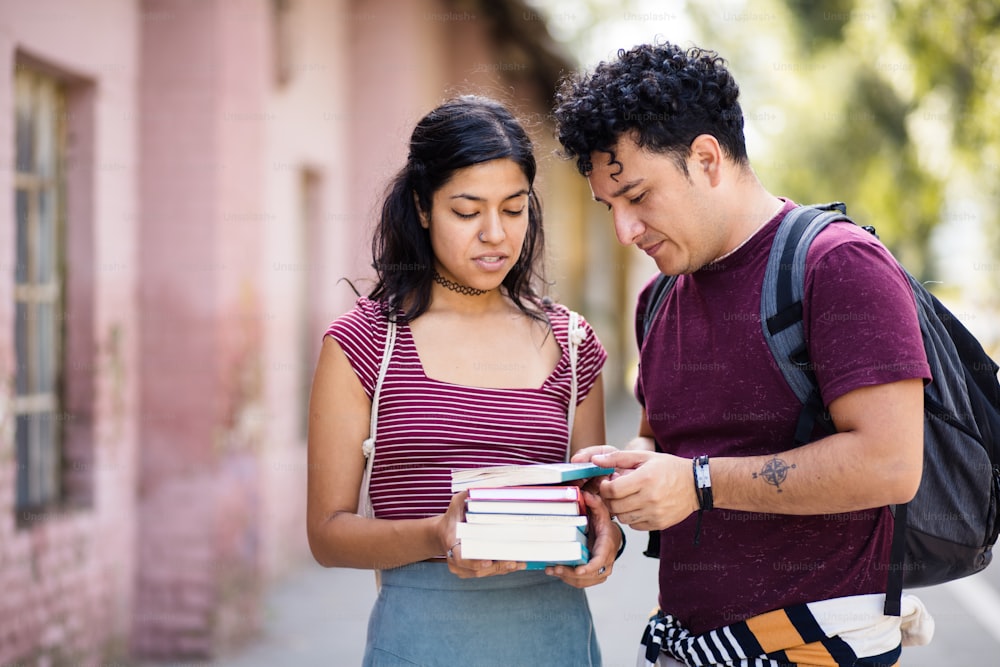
[629,192,647,205]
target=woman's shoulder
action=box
[536,298,607,384]
[351,296,386,321]
[537,298,576,321]
[537,299,602,348]
[327,296,390,338]
[539,299,590,329]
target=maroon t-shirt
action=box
[635,200,930,635]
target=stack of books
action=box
[451,461,614,493]
[450,462,614,568]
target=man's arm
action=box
[587,378,924,531]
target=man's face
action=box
[587,134,724,275]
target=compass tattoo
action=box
[753,456,796,492]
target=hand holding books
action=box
[448,462,618,576]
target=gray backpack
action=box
[640,203,1000,616]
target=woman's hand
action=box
[443,490,526,579]
[546,490,619,588]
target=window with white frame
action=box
[13,65,66,513]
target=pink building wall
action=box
[133,0,273,656]
[0,0,599,663]
[259,0,354,590]
[0,0,140,663]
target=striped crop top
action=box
[325,297,607,520]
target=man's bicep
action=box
[827,378,925,502]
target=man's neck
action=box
[715,183,784,263]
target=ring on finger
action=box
[446,540,461,559]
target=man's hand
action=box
[570,444,619,464]
[589,450,699,531]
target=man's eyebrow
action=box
[450,189,530,202]
[593,179,644,203]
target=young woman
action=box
[307,96,621,666]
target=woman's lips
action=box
[474,255,507,271]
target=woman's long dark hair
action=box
[368,95,546,321]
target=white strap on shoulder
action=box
[359,316,397,519]
[566,310,585,461]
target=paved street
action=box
[189,394,1000,666]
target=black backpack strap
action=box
[760,203,849,444]
[641,273,677,345]
[638,273,677,560]
[884,503,908,616]
[761,203,911,616]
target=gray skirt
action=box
[363,562,602,666]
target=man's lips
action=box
[639,241,663,256]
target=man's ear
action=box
[689,134,723,186]
[414,192,430,228]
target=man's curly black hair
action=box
[553,42,748,178]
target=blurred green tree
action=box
[529,0,999,349]
[687,0,999,293]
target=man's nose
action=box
[613,208,643,246]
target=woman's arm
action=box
[307,336,527,578]
[569,374,607,454]
[306,336,454,569]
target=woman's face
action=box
[420,158,531,292]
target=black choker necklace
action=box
[433,272,489,296]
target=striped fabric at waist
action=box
[639,593,929,667]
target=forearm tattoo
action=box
[752,456,796,492]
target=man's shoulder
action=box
[804,219,898,273]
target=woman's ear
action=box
[413,191,430,229]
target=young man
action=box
[555,42,933,666]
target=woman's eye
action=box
[504,207,526,216]
[629,192,647,205]
[453,210,478,219]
